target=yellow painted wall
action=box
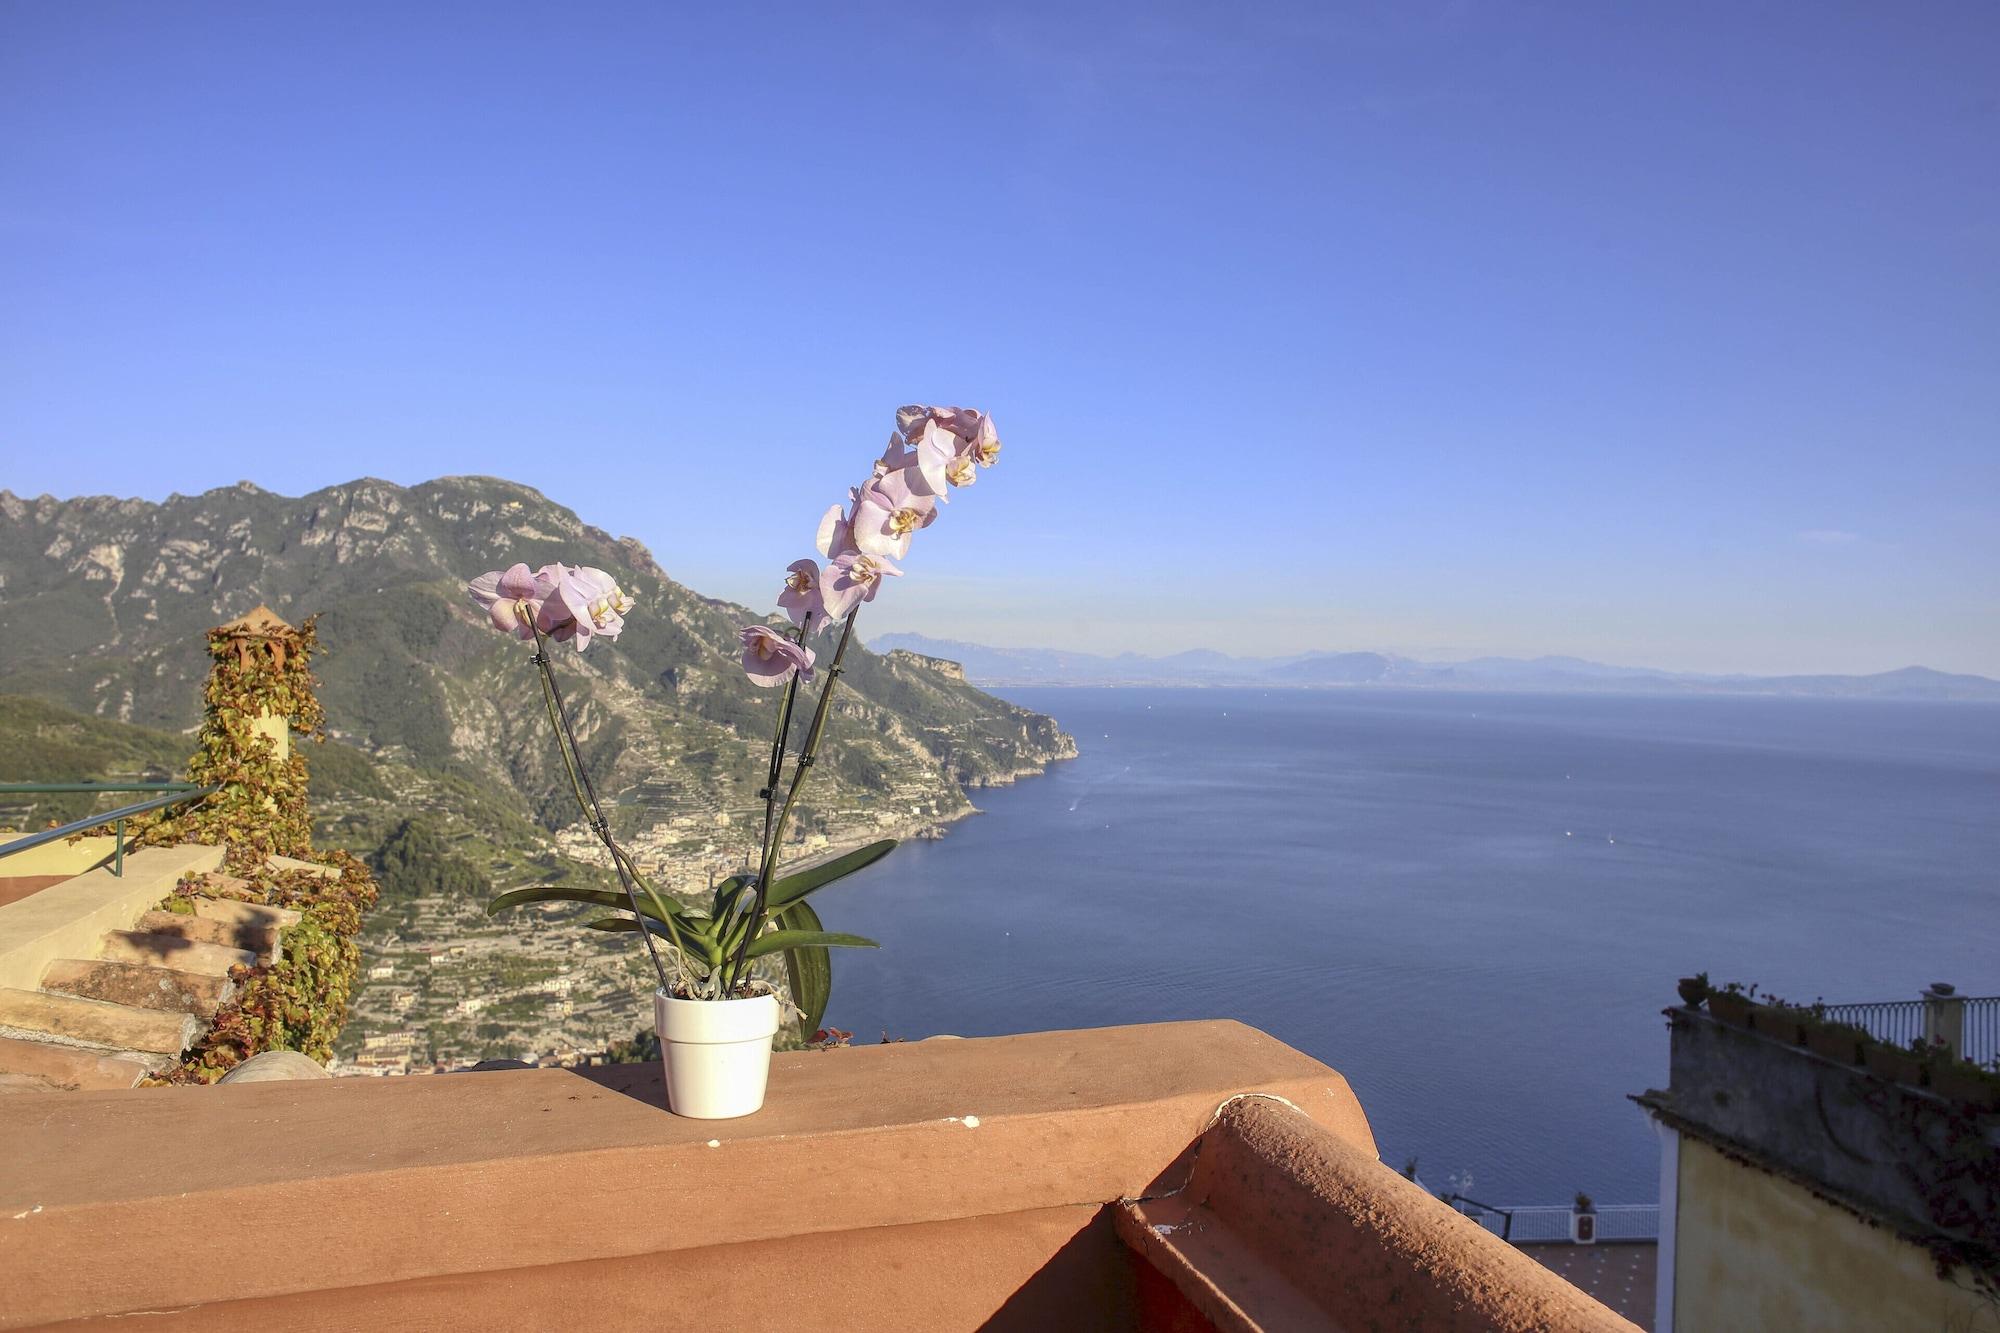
[250,709,289,761]
[0,836,117,877]
[1674,1136,1995,1332]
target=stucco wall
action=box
[1674,1137,1993,1332]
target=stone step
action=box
[195,873,261,901]
[98,930,258,977]
[0,987,197,1055]
[134,909,278,959]
[266,854,338,880]
[41,958,234,1016]
[192,897,301,930]
[0,842,227,994]
[0,1034,166,1092]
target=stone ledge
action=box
[0,1019,1370,1328]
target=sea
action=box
[823,687,2000,1206]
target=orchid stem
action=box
[722,607,860,993]
[528,622,675,994]
[751,617,810,893]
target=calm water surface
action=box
[823,688,2000,1204]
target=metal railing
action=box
[1966,997,2000,1067]
[1820,998,1927,1049]
[0,783,216,877]
[1443,1197,1659,1244]
[1822,989,2000,1068]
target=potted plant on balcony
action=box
[470,405,1001,1118]
[1569,1192,1597,1244]
[1927,1055,2000,1110]
[1863,1036,1928,1089]
[1707,981,1755,1028]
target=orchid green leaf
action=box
[708,873,752,920]
[764,839,897,910]
[774,899,833,1040]
[586,914,723,967]
[742,928,879,960]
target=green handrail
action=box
[0,783,218,877]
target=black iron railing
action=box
[1968,996,2000,1067]
[1823,989,2000,1067]
[1820,997,1928,1048]
[0,783,216,878]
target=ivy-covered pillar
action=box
[140,603,383,1083]
[159,603,326,872]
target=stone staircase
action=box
[0,849,300,1092]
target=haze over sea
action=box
[826,688,2000,1205]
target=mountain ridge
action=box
[867,633,2000,702]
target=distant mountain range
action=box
[868,634,2000,702]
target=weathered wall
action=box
[1674,1137,1993,1333]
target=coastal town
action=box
[334,779,975,1074]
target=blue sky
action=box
[3,3,1996,676]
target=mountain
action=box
[0,479,1072,821]
[1267,652,1419,685]
[0,479,1076,1065]
[867,633,2000,702]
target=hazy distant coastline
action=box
[871,634,2000,703]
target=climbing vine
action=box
[1849,1075,2000,1302]
[133,607,381,1083]
[137,609,326,870]
[144,856,378,1083]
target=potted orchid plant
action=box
[468,404,1000,1117]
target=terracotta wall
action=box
[29,1204,1146,1332]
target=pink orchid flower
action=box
[778,558,825,628]
[906,420,960,502]
[538,565,634,650]
[968,412,1000,468]
[816,500,859,561]
[928,405,981,443]
[900,405,996,462]
[874,432,914,479]
[822,549,902,619]
[851,469,937,560]
[466,562,555,639]
[740,624,816,688]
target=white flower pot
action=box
[655,991,779,1119]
